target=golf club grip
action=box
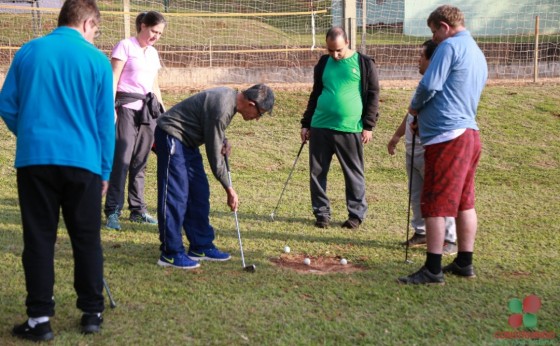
[296,141,305,157]
[224,154,230,174]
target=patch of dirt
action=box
[161,78,560,94]
[270,254,364,275]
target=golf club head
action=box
[270,212,275,221]
[243,264,256,272]
[404,259,413,264]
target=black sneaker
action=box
[400,233,427,247]
[12,320,54,341]
[81,313,103,334]
[341,218,361,229]
[442,261,476,278]
[314,217,329,228]
[397,266,445,285]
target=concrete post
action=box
[343,0,357,50]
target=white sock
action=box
[85,312,102,317]
[28,316,49,328]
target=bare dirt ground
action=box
[162,78,560,94]
[270,254,365,275]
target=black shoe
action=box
[314,217,329,228]
[400,233,427,247]
[397,266,445,285]
[81,313,103,334]
[442,242,458,256]
[341,218,361,229]
[442,261,476,278]
[12,320,54,342]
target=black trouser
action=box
[104,106,156,216]
[17,166,104,317]
[309,128,368,221]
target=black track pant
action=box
[308,128,368,221]
[17,165,104,317]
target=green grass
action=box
[0,84,559,345]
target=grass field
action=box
[0,84,559,345]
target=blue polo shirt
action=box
[410,30,488,144]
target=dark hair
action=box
[58,0,100,27]
[427,5,465,29]
[422,39,438,60]
[242,84,275,115]
[326,26,347,41]
[135,11,166,33]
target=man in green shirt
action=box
[301,27,380,229]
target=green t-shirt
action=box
[311,52,363,132]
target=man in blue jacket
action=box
[0,0,114,340]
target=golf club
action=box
[224,154,256,273]
[103,278,116,309]
[404,116,417,264]
[270,141,306,221]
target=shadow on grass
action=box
[210,209,310,224]
[0,197,22,224]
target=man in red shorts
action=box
[398,5,488,285]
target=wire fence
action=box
[0,0,559,86]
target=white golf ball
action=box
[340,258,348,265]
[283,246,291,253]
[303,258,311,265]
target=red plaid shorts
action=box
[421,129,481,217]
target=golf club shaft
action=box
[271,141,306,218]
[232,208,247,268]
[103,278,116,308]
[224,154,247,268]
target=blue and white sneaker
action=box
[106,212,121,230]
[130,212,158,225]
[188,247,231,262]
[157,252,200,269]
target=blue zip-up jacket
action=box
[410,30,488,144]
[0,27,115,180]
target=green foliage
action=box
[0,85,559,345]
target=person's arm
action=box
[202,99,232,191]
[98,57,116,184]
[301,55,328,129]
[409,43,452,112]
[101,181,109,196]
[387,114,407,155]
[208,128,238,212]
[153,74,165,112]
[111,58,125,121]
[225,186,239,211]
[111,58,125,100]
[0,59,20,135]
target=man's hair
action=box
[242,84,275,115]
[58,0,100,28]
[422,39,438,60]
[427,5,465,29]
[135,11,166,33]
[326,26,347,41]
